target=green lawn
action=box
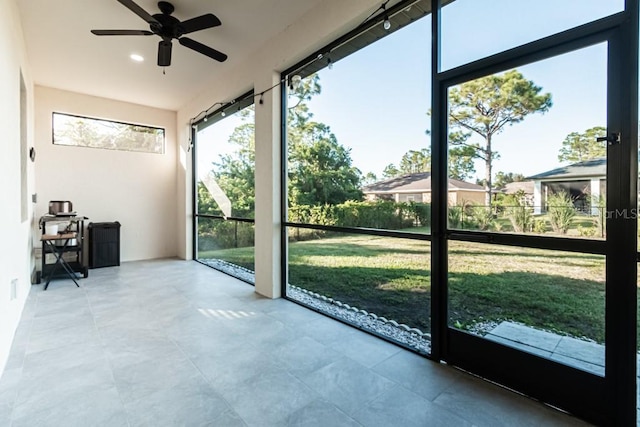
[200,232,634,344]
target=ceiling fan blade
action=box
[179,37,227,62]
[91,29,154,36]
[180,14,222,34]
[117,0,160,25]
[158,40,172,67]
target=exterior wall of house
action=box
[0,0,35,374]
[367,190,484,205]
[397,193,422,203]
[456,190,485,205]
[34,86,178,262]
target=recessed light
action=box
[130,53,144,62]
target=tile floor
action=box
[0,259,591,426]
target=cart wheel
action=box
[83,268,89,278]
[35,271,41,284]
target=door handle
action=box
[596,133,620,145]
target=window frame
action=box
[51,112,165,154]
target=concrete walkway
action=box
[485,321,605,376]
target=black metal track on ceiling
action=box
[282,0,432,79]
[194,89,255,132]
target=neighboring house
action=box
[527,157,606,215]
[496,180,535,205]
[362,172,485,205]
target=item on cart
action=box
[48,200,74,216]
[44,223,59,235]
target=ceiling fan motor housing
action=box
[151,13,184,39]
[152,2,184,39]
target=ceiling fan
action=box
[91,0,227,67]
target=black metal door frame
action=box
[430,4,638,425]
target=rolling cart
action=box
[37,215,89,286]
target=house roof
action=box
[527,157,606,181]
[499,180,535,195]
[362,172,484,193]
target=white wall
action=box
[176,0,376,296]
[34,86,177,262]
[0,0,35,373]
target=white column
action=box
[253,71,281,298]
[590,178,601,216]
[533,181,542,215]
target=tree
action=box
[362,172,378,186]
[380,146,475,181]
[209,74,362,211]
[448,146,476,181]
[557,126,606,163]
[286,74,362,206]
[209,108,256,217]
[382,163,400,179]
[399,149,430,174]
[448,70,552,205]
[288,121,362,205]
[493,171,526,189]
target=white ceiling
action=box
[17,0,325,110]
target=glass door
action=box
[436,24,636,425]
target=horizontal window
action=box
[52,112,164,154]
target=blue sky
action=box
[198,0,623,182]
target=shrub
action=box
[547,191,576,234]
[288,200,415,238]
[468,205,493,231]
[577,225,597,237]
[407,202,431,227]
[503,191,532,232]
[199,220,255,250]
[532,219,547,234]
[448,206,463,228]
[333,200,412,229]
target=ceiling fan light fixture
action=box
[130,53,145,62]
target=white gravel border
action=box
[198,258,432,354]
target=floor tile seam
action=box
[24,323,103,356]
[262,309,320,326]
[2,395,16,427]
[426,390,497,426]
[351,382,409,418]
[291,398,364,427]
[297,358,399,417]
[19,288,38,349]
[116,368,212,408]
[10,379,123,425]
[6,296,38,372]
[427,368,476,406]
[367,346,406,372]
[285,354,351,385]
[92,276,170,427]
[164,333,239,419]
